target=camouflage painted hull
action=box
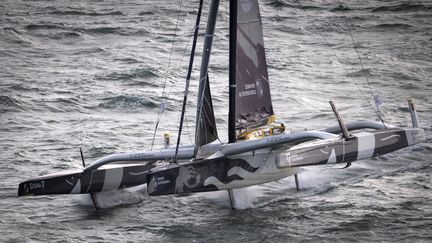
[147,127,424,196]
[18,163,156,196]
[17,126,424,202]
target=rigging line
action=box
[174,25,202,75]
[164,3,211,104]
[151,0,184,150]
[162,16,204,148]
[165,25,199,100]
[184,112,194,145]
[339,2,374,97]
[152,7,203,151]
[174,0,204,163]
[339,1,386,125]
[295,1,384,123]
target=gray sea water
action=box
[1,0,431,242]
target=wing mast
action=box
[194,0,220,155]
[228,0,238,144]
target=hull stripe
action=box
[356,132,375,160]
[102,168,123,191]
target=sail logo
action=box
[240,0,252,13]
[256,79,264,97]
[239,83,257,97]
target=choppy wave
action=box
[372,3,432,12]
[33,97,84,113]
[114,57,141,64]
[47,9,124,16]
[138,11,156,16]
[374,23,413,29]
[3,26,22,35]
[330,4,353,12]
[97,95,158,110]
[266,0,322,9]
[9,84,42,92]
[0,95,26,112]
[346,68,373,78]
[25,23,64,30]
[2,27,32,45]
[24,23,148,37]
[98,68,159,81]
[79,26,149,36]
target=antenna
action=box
[79,147,86,167]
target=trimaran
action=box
[18,0,425,209]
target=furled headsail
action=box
[195,76,218,147]
[232,0,274,133]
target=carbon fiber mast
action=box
[194,0,219,154]
[227,0,238,209]
[229,1,237,144]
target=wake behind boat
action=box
[18,0,425,209]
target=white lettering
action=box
[239,90,256,97]
[157,179,170,185]
[156,176,170,185]
[245,83,255,89]
[29,181,45,190]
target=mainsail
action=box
[230,0,274,138]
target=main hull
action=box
[147,152,298,196]
[147,127,424,195]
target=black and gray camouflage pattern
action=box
[147,128,423,196]
[18,127,424,197]
[18,163,155,196]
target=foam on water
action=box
[193,187,265,209]
[77,185,148,209]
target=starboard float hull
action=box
[18,163,156,196]
[147,127,425,196]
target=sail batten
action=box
[238,19,260,24]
